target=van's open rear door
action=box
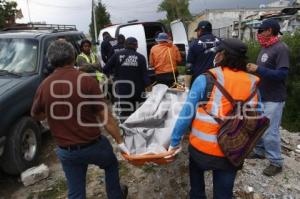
[118,24,148,64]
[170,20,189,65]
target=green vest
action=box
[79,53,104,82]
[78,52,97,64]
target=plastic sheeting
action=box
[120,84,187,155]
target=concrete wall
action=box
[266,0,291,8]
[188,8,282,39]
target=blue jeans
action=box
[254,102,285,167]
[56,135,123,199]
[189,156,237,199]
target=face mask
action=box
[257,33,279,48]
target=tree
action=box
[89,0,111,42]
[0,0,18,29]
[157,0,192,23]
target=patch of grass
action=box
[283,172,289,184]
[119,161,129,176]
[141,164,157,173]
[86,168,101,183]
[37,178,67,199]
[177,65,185,75]
[26,193,34,199]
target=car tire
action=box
[1,117,41,175]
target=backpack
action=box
[203,72,270,167]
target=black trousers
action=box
[155,72,178,87]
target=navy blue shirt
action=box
[187,32,219,80]
[101,37,116,63]
[256,41,289,102]
[108,43,125,59]
[104,48,150,97]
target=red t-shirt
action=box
[31,67,105,147]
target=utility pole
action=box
[238,12,242,40]
[26,0,32,23]
[92,0,98,42]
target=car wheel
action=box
[1,117,41,175]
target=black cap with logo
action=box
[256,18,283,35]
[194,21,212,32]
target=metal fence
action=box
[212,26,233,39]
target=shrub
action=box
[246,31,300,132]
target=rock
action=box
[130,187,138,194]
[246,186,254,193]
[261,183,268,187]
[281,137,290,145]
[295,149,300,154]
[21,164,49,187]
[253,193,263,199]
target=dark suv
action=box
[0,24,85,174]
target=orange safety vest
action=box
[189,66,260,157]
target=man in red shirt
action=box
[31,40,128,199]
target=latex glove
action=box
[118,143,130,155]
[164,145,182,159]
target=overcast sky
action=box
[14,0,279,34]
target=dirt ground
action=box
[0,129,299,199]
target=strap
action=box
[200,71,258,125]
[201,105,225,124]
[167,47,178,85]
[205,71,236,107]
[206,71,258,105]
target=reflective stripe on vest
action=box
[247,73,258,106]
[189,133,224,157]
[79,53,96,64]
[191,128,217,143]
[95,70,105,82]
[211,67,224,116]
[189,66,259,157]
[195,112,218,124]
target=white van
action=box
[97,20,189,67]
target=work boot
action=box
[247,151,265,159]
[121,184,128,199]
[263,164,282,176]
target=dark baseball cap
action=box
[125,37,138,45]
[194,20,212,32]
[256,18,283,35]
[215,38,247,57]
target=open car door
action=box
[118,24,148,65]
[170,19,189,65]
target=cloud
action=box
[13,0,277,34]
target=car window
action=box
[0,38,38,74]
[70,34,84,53]
[42,34,84,72]
[44,35,82,57]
